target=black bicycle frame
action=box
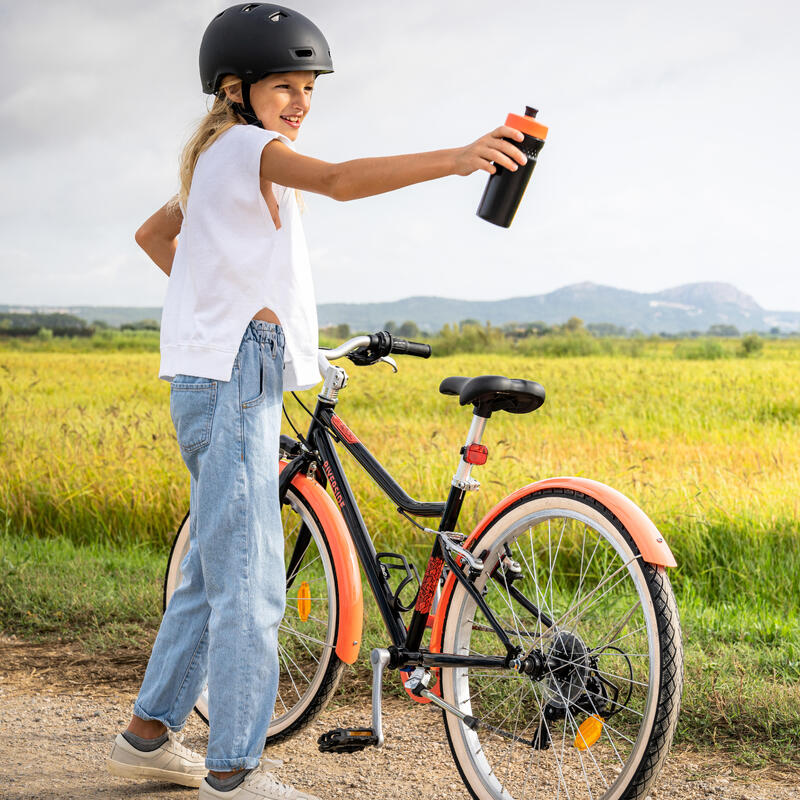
[280,394,522,670]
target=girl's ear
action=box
[223,83,243,104]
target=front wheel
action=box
[440,488,683,800]
[163,484,345,744]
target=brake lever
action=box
[377,356,398,373]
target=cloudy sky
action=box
[2,0,798,311]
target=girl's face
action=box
[240,71,315,140]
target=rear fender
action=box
[280,461,363,664]
[429,477,676,667]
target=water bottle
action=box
[476,106,548,228]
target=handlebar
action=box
[319,335,371,361]
[319,331,432,365]
[389,337,432,358]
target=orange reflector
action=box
[297,581,311,621]
[574,715,604,750]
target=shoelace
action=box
[244,759,300,798]
[167,730,204,762]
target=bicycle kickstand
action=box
[317,648,389,754]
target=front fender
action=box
[429,477,676,664]
[280,461,363,665]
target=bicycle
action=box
[164,331,683,800]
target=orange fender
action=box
[280,461,363,664]
[429,477,676,666]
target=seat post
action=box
[452,412,489,492]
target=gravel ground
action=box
[1,636,798,800]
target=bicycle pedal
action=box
[317,727,379,753]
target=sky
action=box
[1,0,799,311]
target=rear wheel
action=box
[163,484,345,744]
[440,489,683,800]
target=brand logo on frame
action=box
[322,460,345,508]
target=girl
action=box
[107,4,527,799]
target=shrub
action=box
[430,322,510,356]
[739,333,764,357]
[516,333,609,357]
[673,338,727,360]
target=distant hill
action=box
[317,282,800,334]
[4,283,799,334]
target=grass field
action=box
[1,339,799,763]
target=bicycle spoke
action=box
[282,611,329,626]
[594,624,648,651]
[594,667,648,689]
[282,622,322,665]
[555,555,619,629]
[598,598,642,649]
[278,622,332,649]
[277,643,305,699]
[556,558,639,633]
[543,516,567,626]
[286,553,323,579]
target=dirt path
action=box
[1,636,797,800]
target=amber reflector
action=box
[297,581,311,621]
[574,715,604,750]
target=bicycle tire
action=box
[440,488,683,800]
[163,484,345,744]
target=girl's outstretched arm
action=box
[260,126,527,202]
[135,200,183,276]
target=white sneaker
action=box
[107,730,207,788]
[199,757,321,799]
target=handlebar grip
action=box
[391,338,432,358]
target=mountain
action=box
[0,305,162,328]
[4,283,799,334]
[317,282,800,334]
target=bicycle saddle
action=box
[439,375,546,418]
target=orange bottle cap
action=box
[506,112,548,140]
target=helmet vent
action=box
[269,10,287,22]
[241,4,261,12]
[293,48,313,58]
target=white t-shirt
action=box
[159,124,321,391]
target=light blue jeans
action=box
[134,321,286,770]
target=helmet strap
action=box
[232,82,263,128]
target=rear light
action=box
[463,444,488,465]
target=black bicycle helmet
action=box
[200,3,333,126]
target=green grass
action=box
[680,594,800,762]
[0,525,163,651]
[0,329,160,352]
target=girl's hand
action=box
[453,126,527,176]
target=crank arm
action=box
[369,648,390,747]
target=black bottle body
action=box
[476,132,546,228]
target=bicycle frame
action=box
[280,389,517,673]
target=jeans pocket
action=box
[170,376,217,453]
[241,344,267,409]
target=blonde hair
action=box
[173,75,305,215]
[175,76,244,212]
